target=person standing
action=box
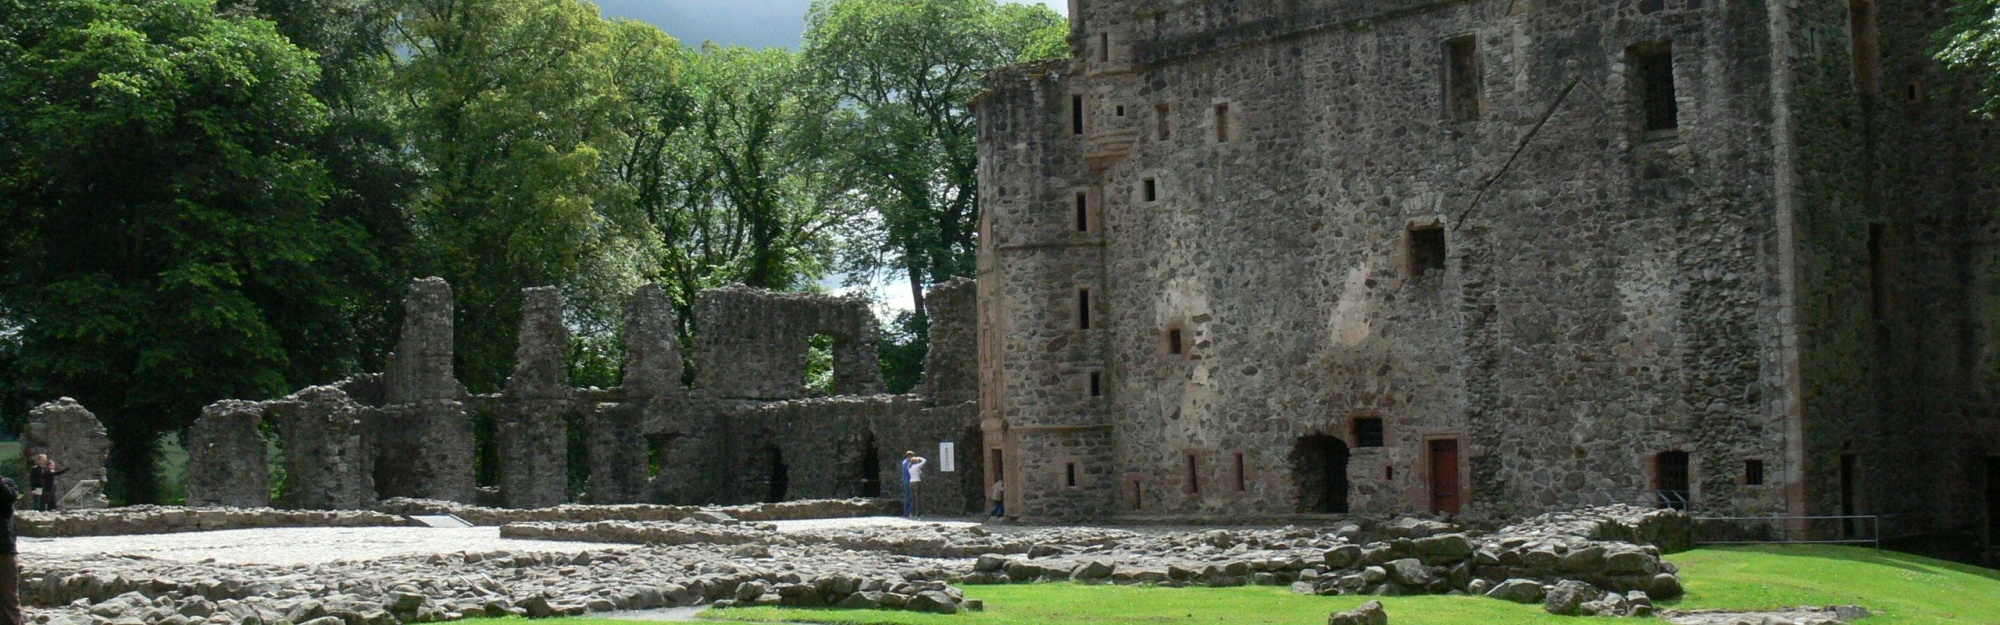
[989,478,1005,518]
[27,454,63,512]
[0,473,21,625]
[899,451,927,518]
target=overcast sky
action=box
[597,0,1069,49]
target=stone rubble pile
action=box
[376,497,898,526]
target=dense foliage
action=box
[0,0,1064,501]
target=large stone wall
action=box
[172,277,984,515]
[978,0,2000,546]
[20,398,110,509]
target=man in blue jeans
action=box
[900,450,927,518]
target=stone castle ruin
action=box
[168,277,982,512]
[974,0,2000,558]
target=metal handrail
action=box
[1692,514,1882,549]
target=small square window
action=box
[1089,371,1102,397]
[1116,105,1126,117]
[1166,328,1184,355]
[1075,192,1090,232]
[1066,462,1079,487]
[1354,417,1385,448]
[1143,178,1158,202]
[1072,95,1086,135]
[1214,103,1231,142]
[1744,459,1765,486]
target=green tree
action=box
[0,0,354,502]
[644,44,860,357]
[389,0,655,391]
[803,0,1066,318]
[1940,0,2000,117]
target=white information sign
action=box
[939,442,957,472]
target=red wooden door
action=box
[1429,439,1462,515]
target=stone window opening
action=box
[1116,105,1126,117]
[1072,94,1086,135]
[1868,223,1886,321]
[1066,462,1079,488]
[1098,32,1110,63]
[1353,416,1385,448]
[1186,453,1201,494]
[1165,326,1185,356]
[1743,459,1764,486]
[1850,0,1881,96]
[1629,41,1678,132]
[1385,465,1395,480]
[1213,102,1231,143]
[1444,34,1483,122]
[645,432,681,480]
[1131,479,1144,509]
[471,411,498,490]
[1233,452,1247,492]
[1075,191,1091,232]
[1156,103,1171,140]
[1655,450,1691,510]
[857,430,882,497]
[1407,224,1447,278]
[1088,371,1102,397]
[1077,288,1093,330]
[1143,177,1158,202]
[805,332,836,396]
[1907,81,1924,104]
[760,441,790,503]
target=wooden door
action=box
[1429,439,1461,515]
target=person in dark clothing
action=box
[0,474,21,625]
[27,454,62,512]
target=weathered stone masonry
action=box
[977,0,2000,558]
[178,278,983,514]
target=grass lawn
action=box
[462,545,2000,625]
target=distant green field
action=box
[444,545,2000,625]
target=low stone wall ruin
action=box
[16,507,412,538]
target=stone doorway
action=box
[1656,451,1690,511]
[761,442,789,503]
[1429,439,1462,515]
[1840,453,1858,537]
[857,431,882,498]
[1290,434,1350,513]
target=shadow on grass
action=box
[1691,544,2000,582]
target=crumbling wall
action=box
[718,396,981,513]
[184,400,271,508]
[497,287,572,508]
[695,286,884,400]
[273,386,373,510]
[20,398,110,509]
[917,278,978,407]
[374,277,474,503]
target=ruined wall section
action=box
[694,287,885,400]
[21,398,110,509]
[917,278,980,407]
[273,386,374,510]
[982,0,1794,520]
[497,287,573,508]
[185,400,271,508]
[712,396,980,513]
[375,278,474,503]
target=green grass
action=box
[679,546,2000,625]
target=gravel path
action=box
[22,526,622,565]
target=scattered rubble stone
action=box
[1326,600,1388,625]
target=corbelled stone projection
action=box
[21,398,109,509]
[975,0,2000,560]
[184,400,271,508]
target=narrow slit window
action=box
[1354,417,1385,448]
[1214,103,1230,142]
[1850,0,1880,95]
[1098,32,1110,63]
[1132,480,1143,509]
[1143,178,1158,202]
[1385,465,1395,480]
[1089,371,1102,397]
[1075,192,1090,232]
[1409,225,1447,277]
[1630,42,1678,131]
[1072,95,1086,135]
[1115,105,1126,117]
[1078,289,1092,330]
[1066,462,1078,487]
[1186,454,1201,494]
[1445,35,1482,121]
[1868,223,1885,320]
[1156,103,1171,140]
[1744,459,1765,486]
[1166,328,1184,355]
[1233,452,1247,491]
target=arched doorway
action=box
[1291,434,1350,513]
